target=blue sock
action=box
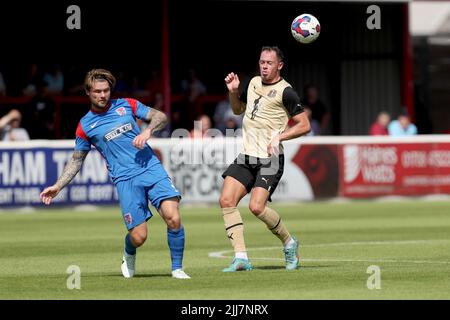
[124,233,136,255]
[167,225,185,271]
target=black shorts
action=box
[222,153,285,201]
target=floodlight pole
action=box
[402,2,415,122]
[161,0,171,117]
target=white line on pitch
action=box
[208,239,450,265]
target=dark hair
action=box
[261,46,284,62]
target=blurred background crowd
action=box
[0,62,429,141]
[0,63,333,140]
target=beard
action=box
[92,99,109,109]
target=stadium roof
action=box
[223,0,411,2]
[410,1,450,36]
[223,1,450,37]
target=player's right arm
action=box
[40,121,91,205]
[40,150,89,205]
[225,72,245,115]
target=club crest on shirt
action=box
[116,107,127,116]
[267,89,277,98]
[124,213,132,225]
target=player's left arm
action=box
[133,108,168,149]
[143,108,168,134]
[268,87,311,156]
[279,112,311,141]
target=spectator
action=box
[151,92,164,111]
[26,80,57,139]
[369,111,391,136]
[43,64,64,94]
[304,106,321,136]
[388,113,417,136]
[214,99,233,134]
[181,68,207,103]
[181,68,207,122]
[301,84,330,134]
[223,109,243,136]
[22,63,41,96]
[190,114,212,138]
[170,104,190,132]
[0,109,30,141]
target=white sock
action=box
[235,251,248,260]
[284,237,296,249]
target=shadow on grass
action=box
[254,265,332,270]
[86,273,172,278]
[133,274,172,278]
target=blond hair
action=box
[84,69,116,91]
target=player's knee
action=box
[131,232,147,247]
[165,215,181,230]
[249,202,265,216]
[219,195,236,208]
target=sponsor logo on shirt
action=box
[104,123,133,141]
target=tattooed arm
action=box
[40,151,88,205]
[146,108,168,133]
[132,109,168,149]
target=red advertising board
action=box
[339,143,450,197]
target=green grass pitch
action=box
[0,200,449,299]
